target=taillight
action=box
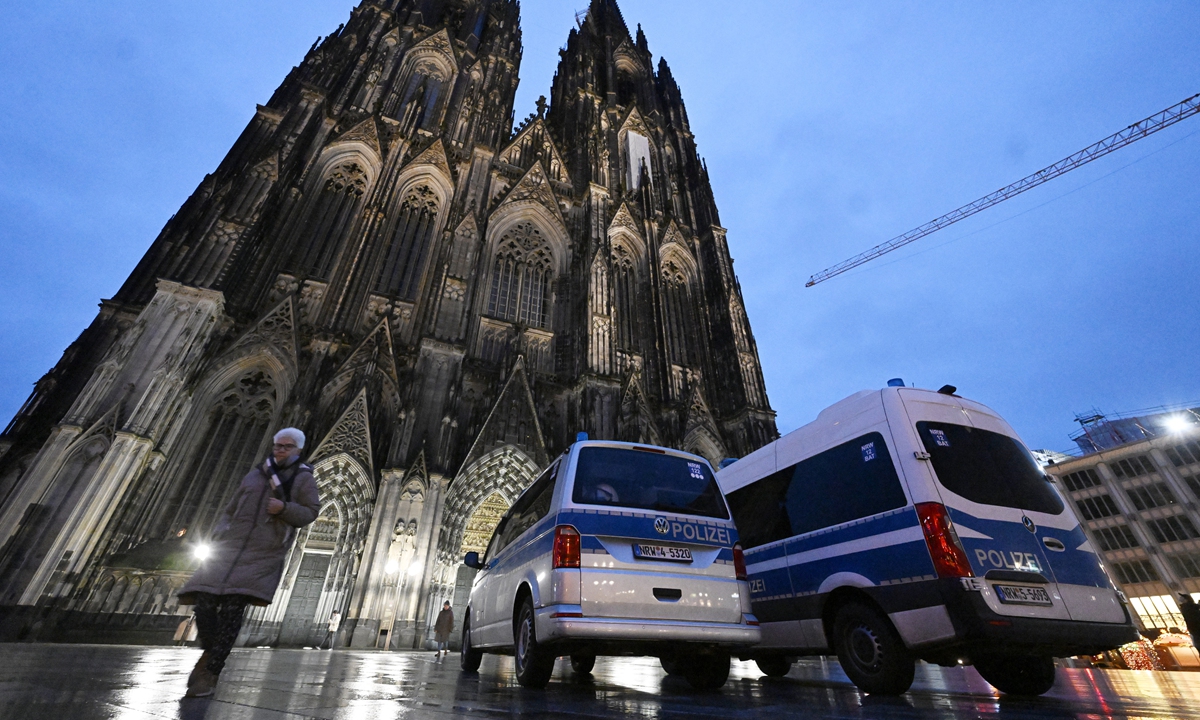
[733,543,748,581]
[915,502,974,578]
[552,525,580,569]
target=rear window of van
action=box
[571,447,729,520]
[916,422,1064,515]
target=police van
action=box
[460,439,759,689]
[717,384,1138,696]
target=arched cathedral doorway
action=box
[430,445,540,649]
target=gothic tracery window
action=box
[294,162,370,280]
[374,185,439,300]
[612,245,638,351]
[486,223,554,329]
[161,371,275,540]
[662,259,696,366]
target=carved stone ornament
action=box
[310,388,373,474]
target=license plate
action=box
[994,584,1053,606]
[632,543,693,562]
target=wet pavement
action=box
[1,644,1198,719]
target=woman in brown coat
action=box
[178,427,321,698]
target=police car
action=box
[718,384,1138,696]
[459,438,760,689]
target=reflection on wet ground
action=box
[1,643,1198,719]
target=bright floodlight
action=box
[385,560,400,575]
[1164,415,1193,434]
[193,543,212,562]
[408,562,422,577]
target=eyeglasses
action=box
[273,443,298,450]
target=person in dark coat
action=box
[1180,593,1200,647]
[434,601,454,657]
[178,428,320,698]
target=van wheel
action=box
[755,656,792,677]
[832,602,914,695]
[683,651,730,690]
[460,617,482,672]
[513,596,554,688]
[974,655,1056,696]
[660,655,683,676]
[570,654,596,674]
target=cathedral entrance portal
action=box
[279,552,332,645]
[451,492,511,628]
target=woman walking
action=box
[178,428,321,698]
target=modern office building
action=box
[1047,419,1200,631]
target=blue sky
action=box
[1,1,1197,454]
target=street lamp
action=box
[193,543,212,562]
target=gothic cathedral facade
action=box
[0,0,776,648]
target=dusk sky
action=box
[1,1,1197,455]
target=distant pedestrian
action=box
[434,601,454,657]
[321,610,342,650]
[1180,593,1200,647]
[177,428,320,698]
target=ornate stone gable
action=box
[618,370,660,445]
[661,219,687,249]
[608,201,642,238]
[619,106,652,139]
[493,162,563,224]
[497,119,571,184]
[411,27,458,72]
[332,319,400,389]
[332,117,384,160]
[403,138,453,183]
[222,297,299,370]
[311,387,374,476]
[453,356,549,480]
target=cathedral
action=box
[0,0,776,649]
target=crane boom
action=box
[806,93,1200,287]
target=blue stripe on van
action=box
[785,540,935,596]
[783,507,919,558]
[556,509,737,548]
[744,509,936,602]
[744,542,788,564]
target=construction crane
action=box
[806,93,1200,287]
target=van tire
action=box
[513,596,554,688]
[973,654,1056,696]
[570,654,596,674]
[832,602,914,695]
[756,656,792,677]
[660,656,683,676]
[460,617,482,672]
[683,651,730,690]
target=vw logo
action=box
[653,517,670,535]
[1022,515,1037,534]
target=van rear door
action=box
[897,391,1071,621]
[566,445,744,624]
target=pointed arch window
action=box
[487,223,554,329]
[374,185,440,300]
[160,371,275,540]
[294,162,369,280]
[662,259,696,366]
[612,245,638,351]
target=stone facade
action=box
[0,0,776,649]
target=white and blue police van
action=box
[717,383,1138,696]
[460,438,759,689]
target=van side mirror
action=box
[463,551,483,570]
